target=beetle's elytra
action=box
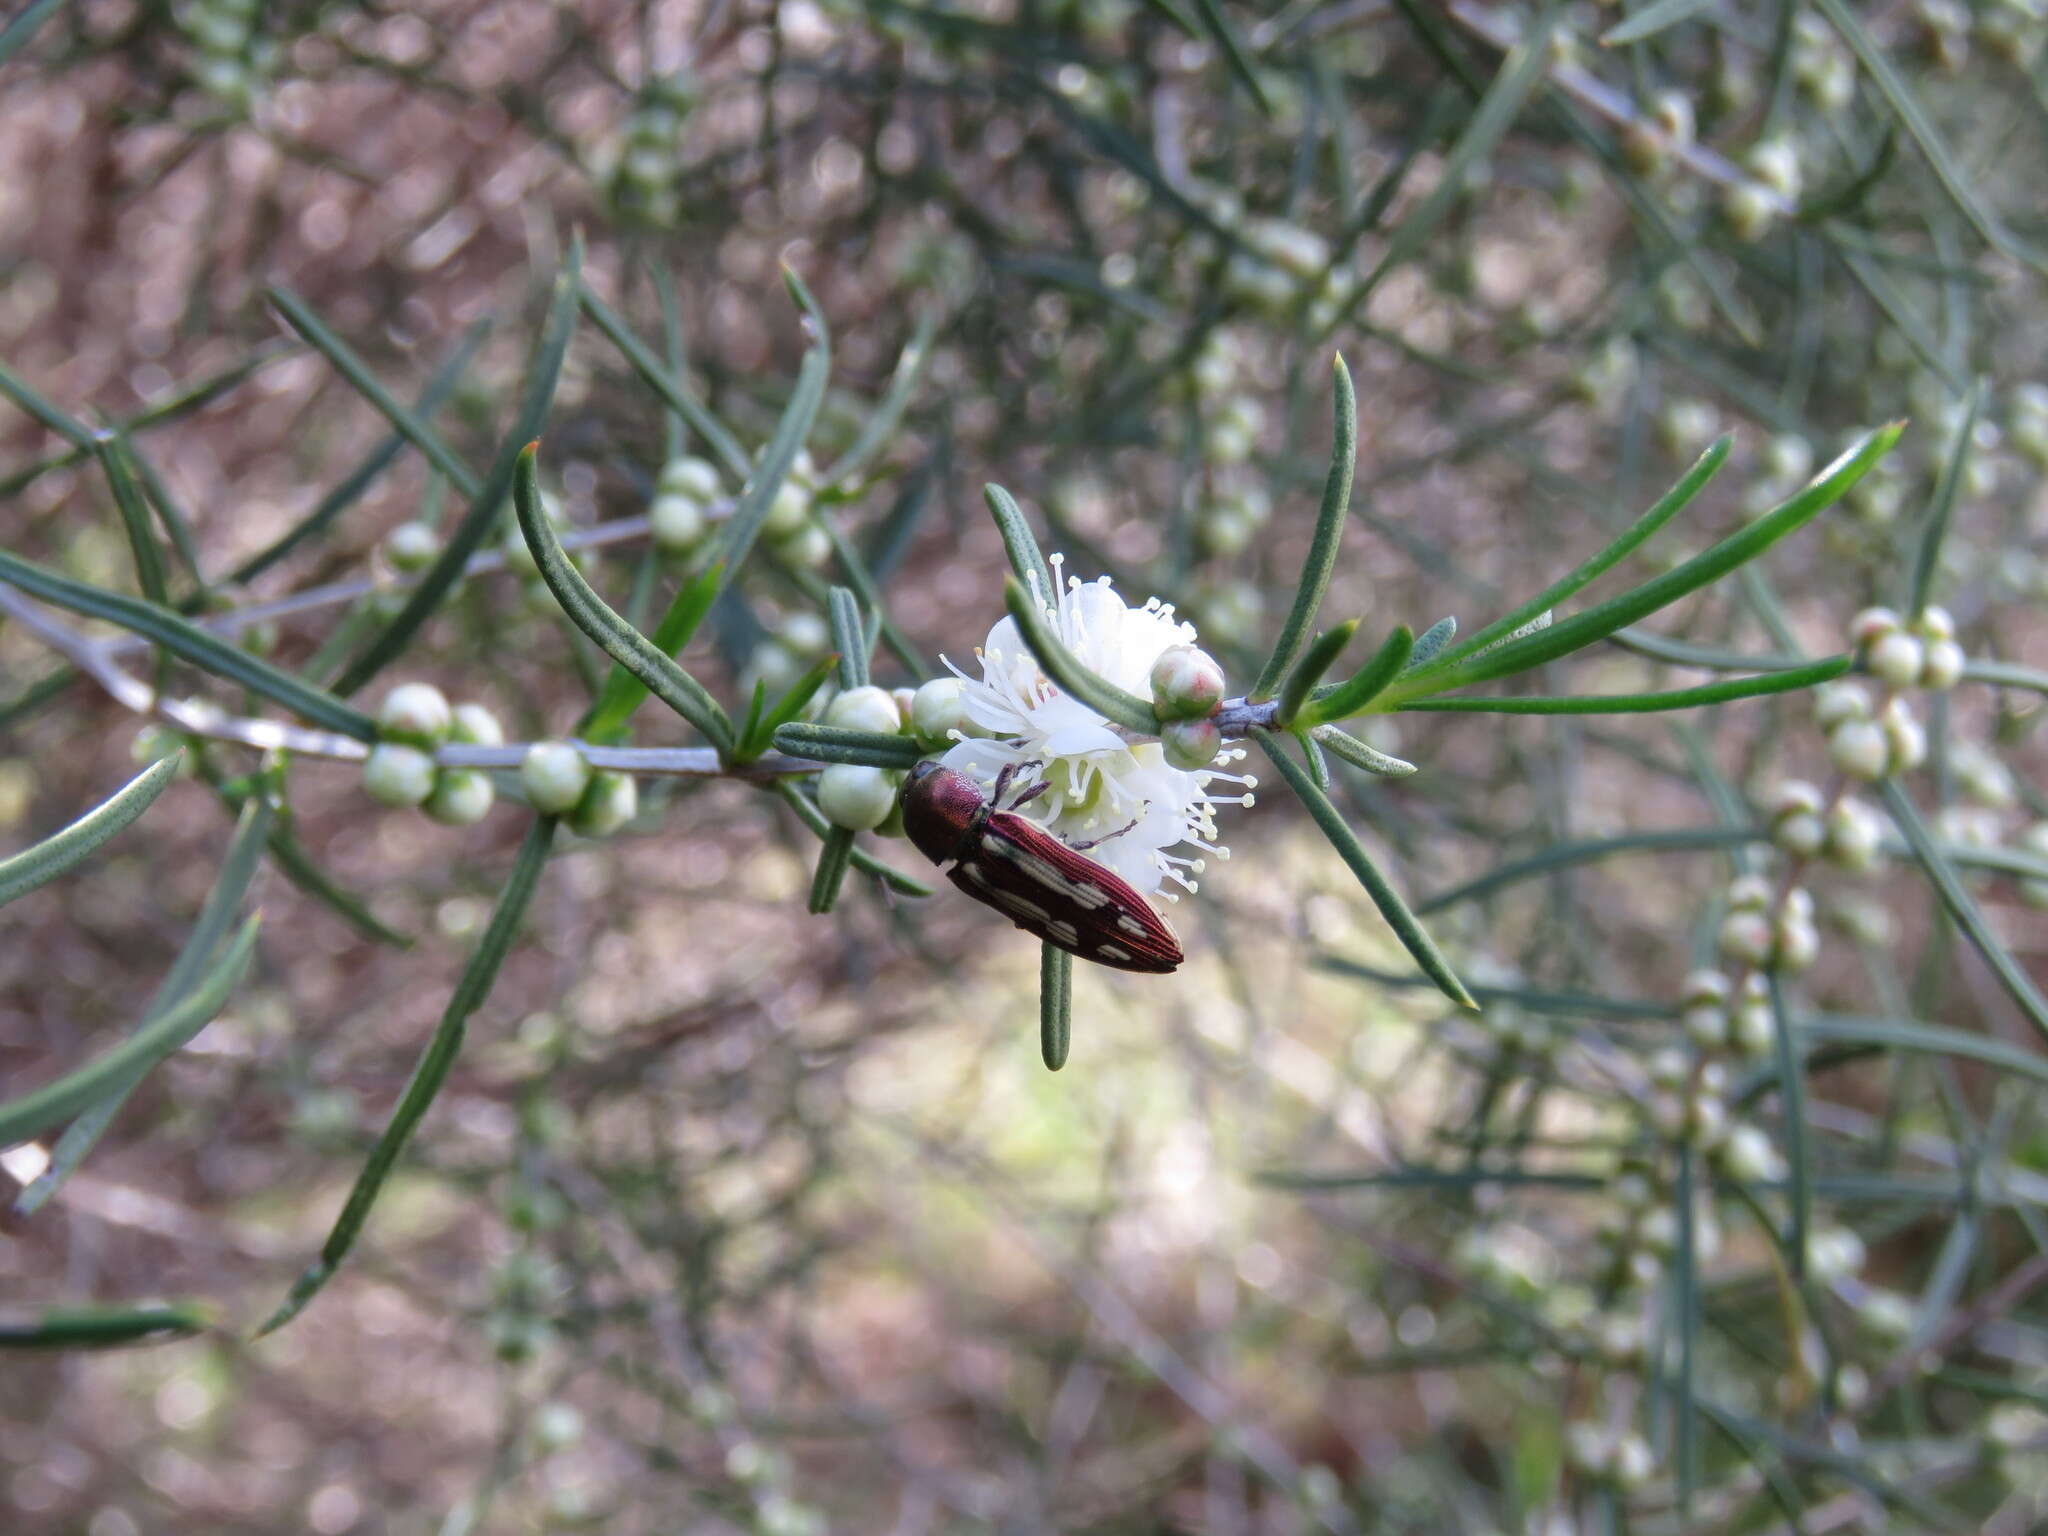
[901,760,1182,974]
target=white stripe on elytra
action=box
[981,834,1113,909]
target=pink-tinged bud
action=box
[1719,910,1775,966]
[817,764,897,830]
[1149,643,1226,720]
[1159,716,1222,771]
[1848,606,1903,647]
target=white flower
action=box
[938,555,1255,899]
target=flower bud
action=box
[780,612,831,655]
[1824,796,1885,872]
[761,480,811,538]
[1159,716,1223,771]
[1150,643,1227,720]
[1865,630,1926,689]
[426,768,495,826]
[817,764,896,830]
[1565,1422,1612,1477]
[1611,1434,1654,1490]
[1727,873,1773,911]
[384,520,439,573]
[571,771,638,838]
[521,742,592,815]
[1719,909,1774,966]
[1856,1288,1915,1342]
[1806,1226,1867,1283]
[363,743,437,808]
[1721,181,1777,242]
[1848,606,1903,647]
[908,677,975,746]
[450,702,504,747]
[771,522,832,569]
[1196,505,1257,558]
[649,492,706,554]
[1920,637,1964,689]
[1731,997,1774,1058]
[825,685,904,735]
[1763,434,1814,486]
[1746,137,1803,201]
[1827,717,1891,780]
[1769,779,1826,856]
[378,682,453,747]
[1682,1001,1729,1051]
[1814,679,1872,728]
[1718,1122,1784,1183]
[657,455,722,502]
[1773,912,1820,973]
[1880,697,1926,772]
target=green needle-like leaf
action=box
[19,788,278,1213]
[0,756,181,909]
[1599,0,1717,45]
[1399,656,1851,714]
[771,723,923,769]
[0,915,258,1149]
[828,586,868,691]
[0,354,92,447]
[1307,625,1415,724]
[1417,827,1763,913]
[0,0,70,70]
[1040,944,1072,1071]
[1431,436,1731,672]
[1190,0,1274,117]
[1394,425,1901,700]
[94,434,170,607]
[1403,615,1457,670]
[1906,377,1982,619]
[1275,621,1358,728]
[1765,973,1811,1280]
[267,286,483,499]
[579,282,752,481]
[714,270,830,578]
[579,561,724,744]
[744,655,839,762]
[1255,729,1475,1009]
[829,307,937,488]
[259,817,556,1336]
[808,826,858,914]
[0,1303,209,1350]
[1004,576,1160,735]
[1311,725,1417,778]
[1880,780,2048,1045]
[1252,356,1356,699]
[984,483,1057,605]
[513,444,734,755]
[0,547,377,740]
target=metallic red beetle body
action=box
[901,761,1183,974]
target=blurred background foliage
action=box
[3,0,2048,1531]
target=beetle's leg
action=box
[1067,815,1138,851]
[991,759,1043,809]
[1007,777,1053,811]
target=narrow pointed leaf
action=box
[1275,621,1358,728]
[828,586,867,690]
[714,273,830,577]
[579,284,751,480]
[0,1303,208,1350]
[0,916,258,1149]
[808,826,857,914]
[1307,624,1414,724]
[0,756,181,909]
[513,444,734,755]
[1255,729,1474,1009]
[0,0,69,70]
[1311,724,1417,778]
[579,561,724,744]
[829,307,938,488]
[0,548,376,739]
[771,722,923,769]
[94,435,170,606]
[984,483,1056,604]
[258,817,555,1335]
[774,781,932,896]
[1252,356,1356,698]
[1404,615,1458,670]
[1906,377,1982,618]
[1040,944,1072,1071]
[1400,656,1851,713]
[1431,436,1731,671]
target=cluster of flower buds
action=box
[1180,329,1273,478]
[1679,969,1778,1058]
[1619,88,1695,181]
[809,678,989,833]
[600,75,698,228]
[519,741,638,837]
[1149,643,1227,771]
[1722,137,1802,242]
[362,684,503,826]
[1717,875,1819,974]
[1565,1421,1655,1489]
[1849,605,1965,691]
[179,0,269,113]
[1450,1223,1557,1302]
[1765,780,1885,872]
[1191,579,1265,650]
[649,455,724,559]
[756,450,831,571]
[1817,681,1927,782]
[1644,1046,1732,1151]
[1200,193,1358,332]
[1790,13,1857,111]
